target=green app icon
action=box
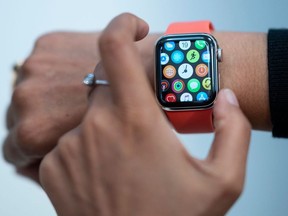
[195,40,206,50]
[172,79,185,93]
[186,49,200,63]
[187,79,200,93]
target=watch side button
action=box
[217,48,223,62]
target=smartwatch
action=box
[155,21,222,133]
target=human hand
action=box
[3,27,159,183]
[3,32,101,181]
[40,13,251,216]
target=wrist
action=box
[140,31,271,131]
[213,31,271,130]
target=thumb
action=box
[208,89,251,182]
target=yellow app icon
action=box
[202,77,211,90]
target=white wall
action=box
[1,0,288,215]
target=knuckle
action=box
[39,152,57,186]
[39,131,81,193]
[56,133,80,161]
[16,118,57,158]
[82,109,119,140]
[57,133,77,148]
[21,56,40,77]
[34,32,59,48]
[15,116,60,158]
[15,121,40,157]
[2,136,13,163]
[84,110,108,132]
[12,82,32,108]
[216,173,244,201]
[23,33,63,77]
[40,152,54,173]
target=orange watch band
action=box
[164,21,214,133]
[166,21,214,35]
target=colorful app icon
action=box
[196,92,208,101]
[195,63,208,77]
[179,41,191,50]
[202,77,211,90]
[164,41,175,51]
[178,63,193,79]
[195,40,206,50]
[165,93,177,102]
[180,92,193,102]
[187,49,200,63]
[171,50,184,64]
[172,79,185,93]
[187,79,200,93]
[161,80,170,92]
[161,53,169,65]
[202,51,210,63]
[163,65,176,79]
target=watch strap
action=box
[164,21,214,133]
[165,109,213,133]
[166,21,214,35]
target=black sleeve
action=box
[268,29,288,138]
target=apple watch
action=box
[155,21,222,133]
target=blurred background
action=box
[1,0,288,215]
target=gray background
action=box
[1,0,288,215]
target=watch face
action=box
[155,34,219,110]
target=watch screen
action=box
[155,34,218,109]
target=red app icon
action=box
[165,93,177,102]
[161,80,170,91]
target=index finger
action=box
[98,13,154,107]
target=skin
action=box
[3,17,269,183]
[39,13,251,216]
[214,32,270,130]
[3,32,101,181]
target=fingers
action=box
[6,105,15,130]
[208,89,251,179]
[86,62,114,113]
[87,62,109,103]
[97,13,154,107]
[16,161,41,183]
[2,128,31,167]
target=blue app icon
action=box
[202,51,210,63]
[161,53,169,65]
[196,92,208,101]
[171,50,184,64]
[164,41,175,51]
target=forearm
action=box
[137,32,271,131]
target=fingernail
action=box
[222,89,239,107]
